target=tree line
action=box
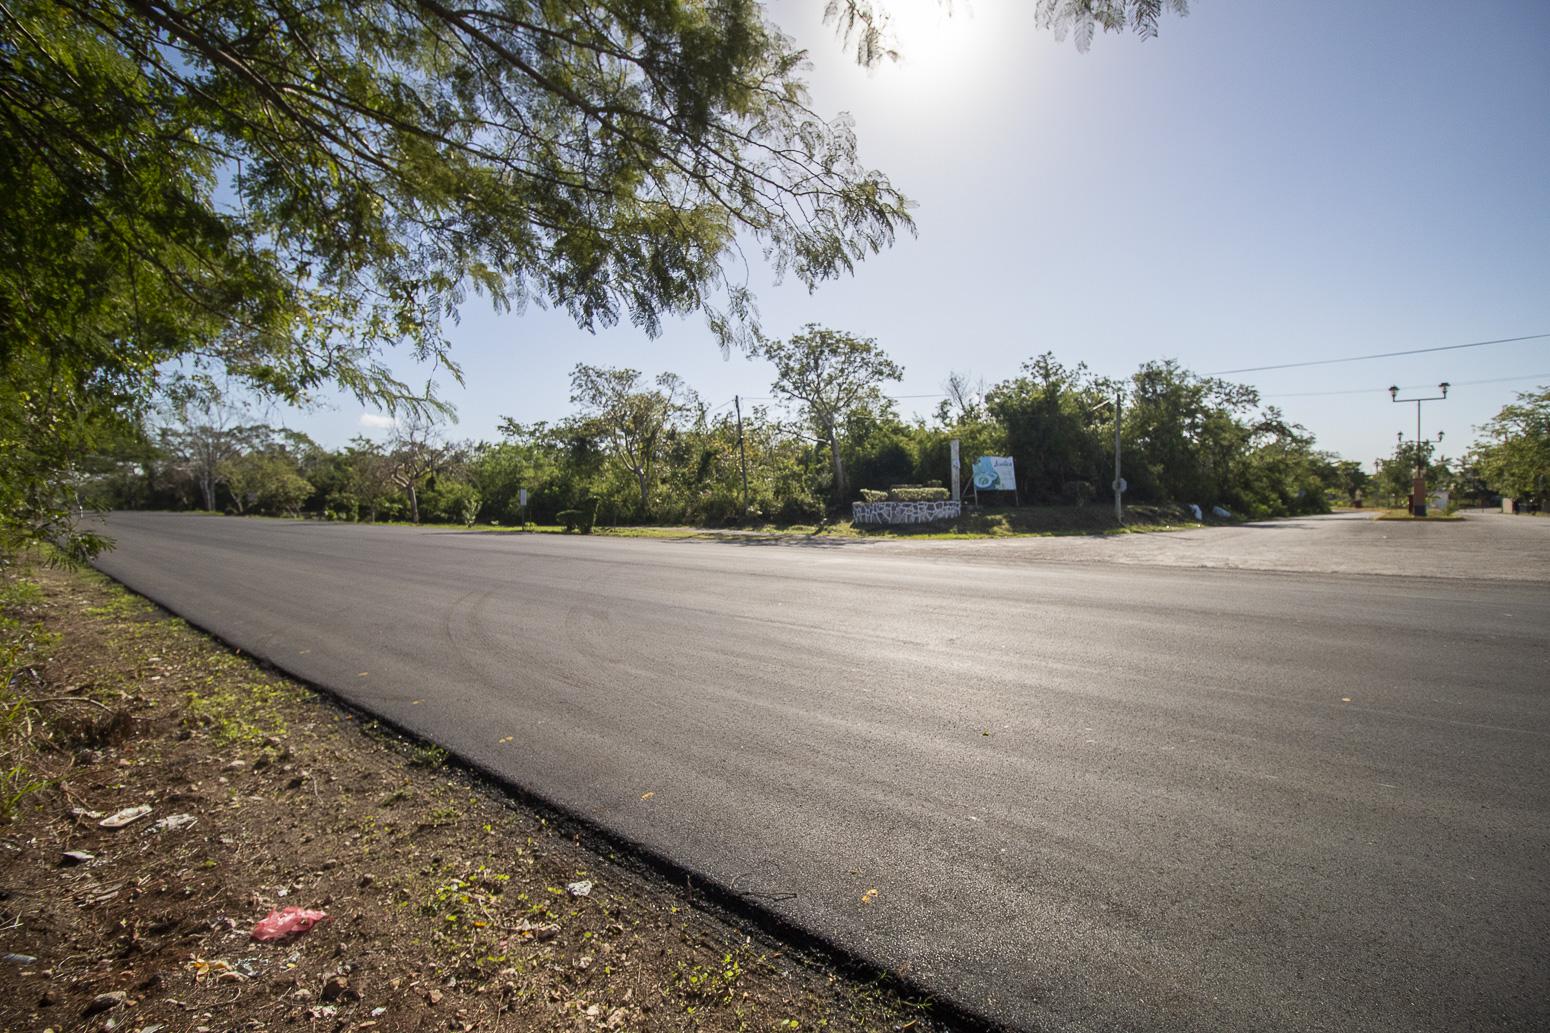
[82,327,1396,527]
[0,0,1179,560]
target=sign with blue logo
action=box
[972,456,1016,492]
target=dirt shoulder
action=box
[0,560,949,1033]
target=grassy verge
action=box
[1373,508,1466,522]
[0,557,953,1033]
[203,503,1208,542]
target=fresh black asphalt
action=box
[90,512,1550,1032]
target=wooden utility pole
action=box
[734,395,750,517]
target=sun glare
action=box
[876,0,979,78]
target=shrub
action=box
[775,494,825,525]
[558,497,600,534]
[887,487,949,502]
[858,488,888,503]
[422,481,481,526]
[322,490,359,522]
[1062,481,1095,506]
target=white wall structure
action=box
[852,500,962,525]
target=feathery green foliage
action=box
[0,0,914,557]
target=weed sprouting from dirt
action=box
[0,567,57,820]
[186,674,299,744]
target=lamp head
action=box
[1437,430,1445,442]
[1439,381,1450,397]
[1389,385,1399,400]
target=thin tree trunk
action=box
[408,484,419,523]
[828,428,846,503]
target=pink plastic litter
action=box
[251,907,330,942]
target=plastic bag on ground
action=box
[251,907,330,942]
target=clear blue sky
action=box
[288,0,1550,471]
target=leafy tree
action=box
[826,0,1189,64]
[570,365,697,519]
[158,401,269,512]
[1310,453,1372,508]
[984,354,1113,503]
[1124,359,1260,506]
[388,411,455,524]
[1469,388,1550,505]
[419,479,482,527]
[1374,441,1451,507]
[218,452,313,516]
[763,325,903,504]
[341,438,400,522]
[0,0,913,558]
[0,352,134,561]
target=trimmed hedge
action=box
[858,488,888,503]
[887,487,950,502]
[557,496,601,533]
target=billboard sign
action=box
[972,456,1016,492]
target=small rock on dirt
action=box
[82,990,128,1016]
[59,850,95,866]
[565,880,593,898]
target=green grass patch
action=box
[185,675,300,744]
[1374,508,1465,522]
[1,566,59,820]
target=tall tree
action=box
[1124,359,1259,505]
[387,410,453,524]
[570,366,696,518]
[0,0,913,557]
[158,399,266,512]
[1469,387,1550,504]
[985,354,1113,502]
[763,326,903,504]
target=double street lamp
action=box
[1388,382,1449,516]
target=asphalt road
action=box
[91,512,1550,1032]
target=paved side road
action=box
[894,510,1550,581]
[90,512,1550,1033]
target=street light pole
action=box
[1388,382,1449,516]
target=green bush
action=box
[557,497,600,533]
[1062,481,1095,506]
[422,480,481,526]
[858,488,888,503]
[322,490,359,521]
[887,487,949,502]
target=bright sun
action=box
[873,1,978,77]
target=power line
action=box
[1261,372,1550,400]
[1208,332,1550,376]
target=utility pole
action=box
[1113,390,1124,525]
[734,395,750,518]
[1389,382,1449,516]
